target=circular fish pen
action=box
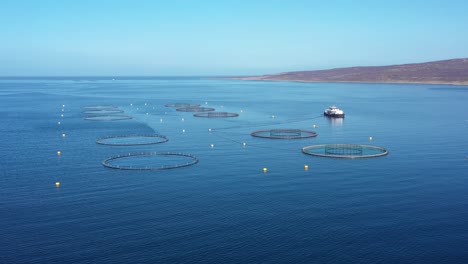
[84,115,133,121]
[176,107,215,112]
[251,129,318,139]
[96,134,169,146]
[165,103,201,108]
[193,112,239,118]
[81,105,118,110]
[102,152,199,170]
[82,109,124,115]
[302,144,388,159]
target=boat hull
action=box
[324,113,345,118]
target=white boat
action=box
[324,106,345,118]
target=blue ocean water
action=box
[1,77,468,263]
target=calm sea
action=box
[1,77,467,263]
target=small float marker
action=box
[144,103,147,106]
[62,104,65,108]
[313,124,317,128]
[208,128,212,132]
[146,112,149,115]
[160,118,163,123]
[182,129,186,133]
[181,118,185,122]
[55,181,60,187]
[271,115,275,119]
[263,167,268,173]
[243,142,247,147]
[60,114,64,117]
[304,165,309,170]
[61,108,64,112]
[57,121,61,125]
[369,136,373,141]
[130,103,133,106]
[210,143,214,148]
[240,109,244,113]
[57,151,62,156]
[61,133,66,138]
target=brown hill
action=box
[237,58,468,85]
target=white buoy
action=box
[160,118,163,123]
[271,115,275,119]
[182,129,185,133]
[210,144,214,148]
[62,133,66,138]
[57,121,61,125]
[208,128,212,132]
[181,118,185,122]
[243,142,247,147]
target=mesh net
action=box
[302,144,388,158]
[82,109,124,114]
[251,129,318,139]
[102,152,199,170]
[193,112,239,118]
[165,103,201,107]
[84,115,133,121]
[176,107,215,112]
[96,134,168,146]
[81,105,117,109]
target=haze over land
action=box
[234,59,468,85]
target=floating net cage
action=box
[102,152,199,170]
[193,112,239,118]
[84,115,133,121]
[251,129,318,139]
[82,109,124,115]
[96,134,169,146]
[176,107,215,112]
[302,144,388,159]
[165,103,201,108]
[81,105,118,110]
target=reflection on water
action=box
[326,116,344,126]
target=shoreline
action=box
[224,77,468,86]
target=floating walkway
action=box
[302,144,388,159]
[102,152,199,170]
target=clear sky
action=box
[1,0,468,76]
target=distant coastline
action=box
[227,58,468,86]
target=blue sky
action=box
[1,0,468,76]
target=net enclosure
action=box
[82,109,124,114]
[165,103,201,108]
[176,107,215,112]
[84,115,132,121]
[102,152,199,170]
[302,144,388,159]
[251,129,318,139]
[81,105,118,110]
[96,134,169,146]
[193,112,239,118]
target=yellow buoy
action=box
[55,181,61,187]
[263,167,268,173]
[369,136,373,141]
[57,151,61,155]
[304,165,309,170]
